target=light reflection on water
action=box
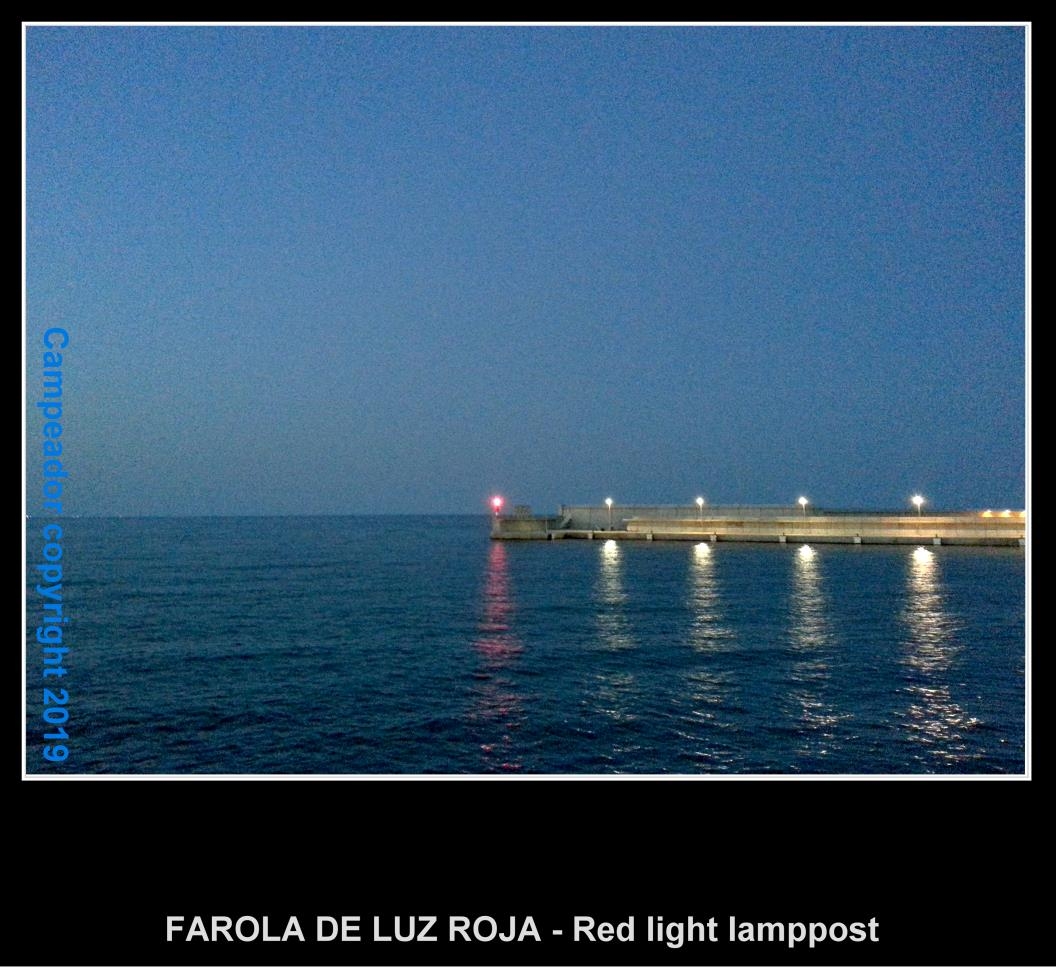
[689,543,733,652]
[464,537,1016,774]
[596,540,634,651]
[792,545,828,650]
[470,541,525,772]
[681,543,740,769]
[900,547,977,765]
[591,540,638,743]
[787,546,846,766]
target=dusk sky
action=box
[26,25,1026,515]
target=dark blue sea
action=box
[25,516,1026,775]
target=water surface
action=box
[25,516,1025,774]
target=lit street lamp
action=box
[696,496,705,523]
[491,496,504,517]
[912,495,924,516]
[798,496,808,517]
[605,497,613,530]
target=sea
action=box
[25,515,1026,775]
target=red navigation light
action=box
[491,496,504,515]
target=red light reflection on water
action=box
[471,541,525,772]
[476,542,518,657]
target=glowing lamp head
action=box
[605,497,613,508]
[912,495,924,509]
[491,496,504,514]
[696,497,705,508]
[798,496,808,508]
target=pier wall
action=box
[489,515,562,539]
[492,505,1025,546]
[558,504,798,531]
[622,513,1024,545]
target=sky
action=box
[25,25,1027,515]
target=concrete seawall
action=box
[492,505,1025,546]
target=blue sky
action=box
[25,26,1026,514]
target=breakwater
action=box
[492,504,1025,546]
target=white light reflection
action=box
[595,538,634,649]
[596,539,631,640]
[470,541,526,772]
[680,540,740,769]
[786,544,847,768]
[900,546,975,766]
[591,537,638,742]
[792,545,826,649]
[689,542,730,650]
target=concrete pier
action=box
[492,505,1025,546]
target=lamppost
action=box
[605,497,613,530]
[798,496,808,517]
[491,496,504,517]
[912,495,924,516]
[696,496,705,523]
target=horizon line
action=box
[23,503,1028,520]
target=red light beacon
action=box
[491,495,504,517]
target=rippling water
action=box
[25,516,1025,774]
